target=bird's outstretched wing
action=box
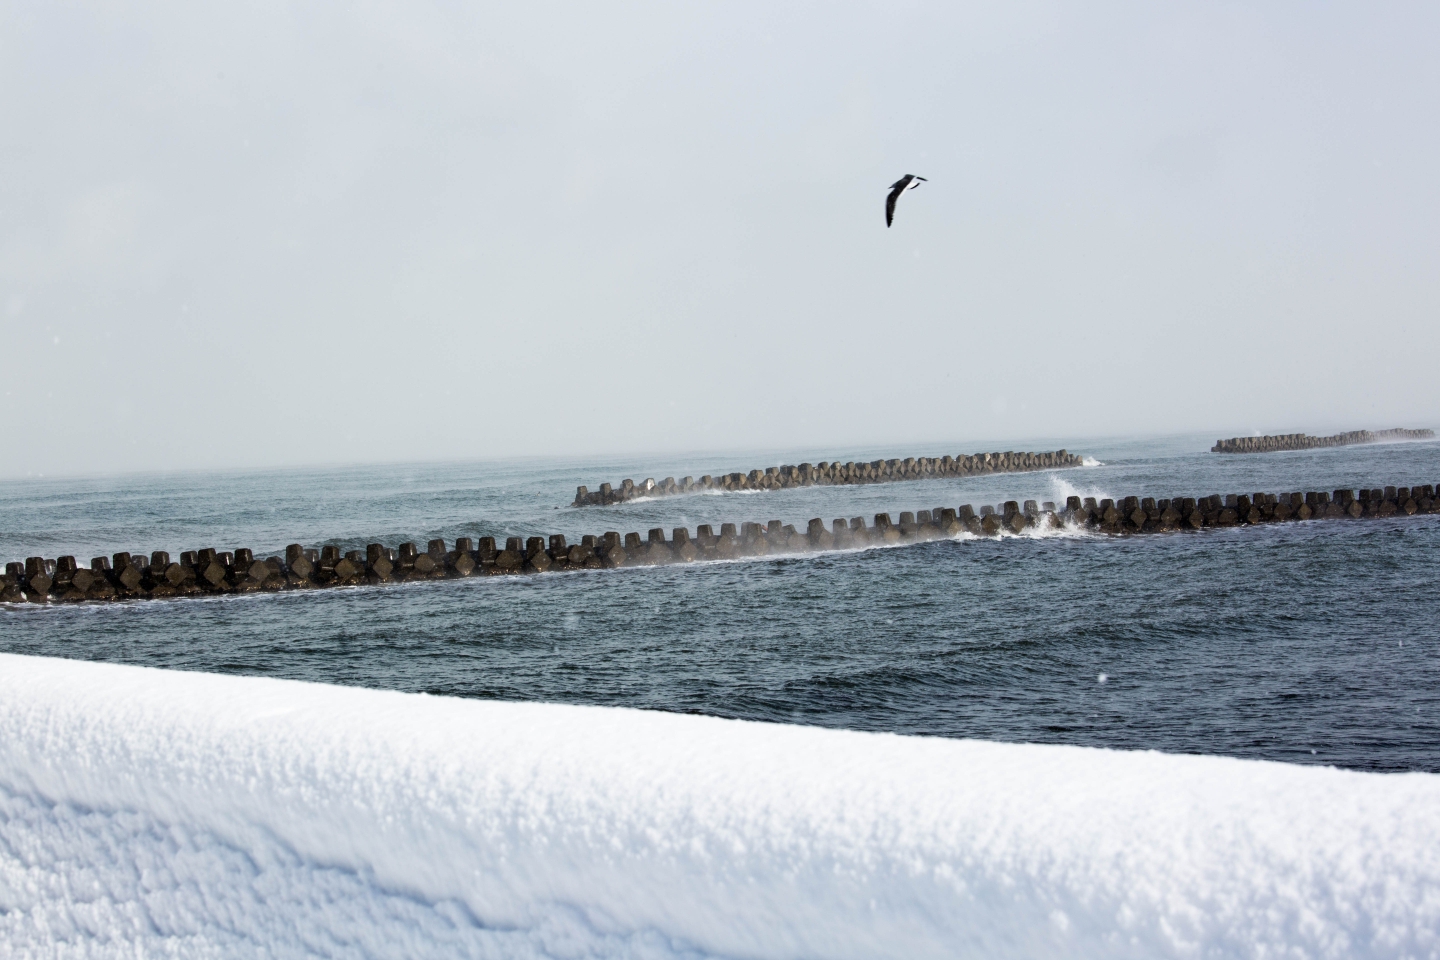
[885,180,907,227]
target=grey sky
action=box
[2,1,1437,478]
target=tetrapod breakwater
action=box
[3,483,1437,606]
[571,449,1084,506]
[1211,428,1433,454]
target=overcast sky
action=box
[2,1,1437,477]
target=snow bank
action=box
[0,654,1436,959]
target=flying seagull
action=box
[885,174,927,227]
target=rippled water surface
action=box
[3,433,1438,772]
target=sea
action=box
[2,433,1437,773]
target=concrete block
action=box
[70,559,108,599]
[395,542,419,578]
[450,538,478,576]
[636,529,667,564]
[712,524,738,557]
[50,556,86,601]
[334,552,363,582]
[143,551,171,584]
[806,518,832,550]
[286,544,314,583]
[567,542,597,565]
[366,544,395,580]
[1,562,24,603]
[192,549,227,589]
[938,508,961,535]
[600,532,627,567]
[317,546,341,581]
[410,540,442,577]
[491,538,524,572]
[672,528,698,562]
[21,559,53,601]
[872,513,899,543]
[111,552,145,593]
[525,537,552,572]
[242,556,272,587]
[897,512,917,538]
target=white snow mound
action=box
[0,653,1436,959]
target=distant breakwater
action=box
[4,483,1438,606]
[1212,428,1433,455]
[571,449,1083,506]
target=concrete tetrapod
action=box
[572,449,1085,506]
[1211,428,1432,454]
[5,483,1440,605]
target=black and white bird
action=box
[885,174,927,227]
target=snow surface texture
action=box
[0,654,1437,960]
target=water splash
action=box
[1049,475,1116,508]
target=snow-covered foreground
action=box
[0,654,1436,959]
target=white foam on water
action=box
[1081,456,1104,467]
[1,654,1437,960]
[1016,519,1095,540]
[955,514,1095,543]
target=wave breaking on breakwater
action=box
[3,484,1437,608]
[1,653,1436,960]
[571,449,1083,506]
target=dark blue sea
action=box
[3,433,1438,773]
